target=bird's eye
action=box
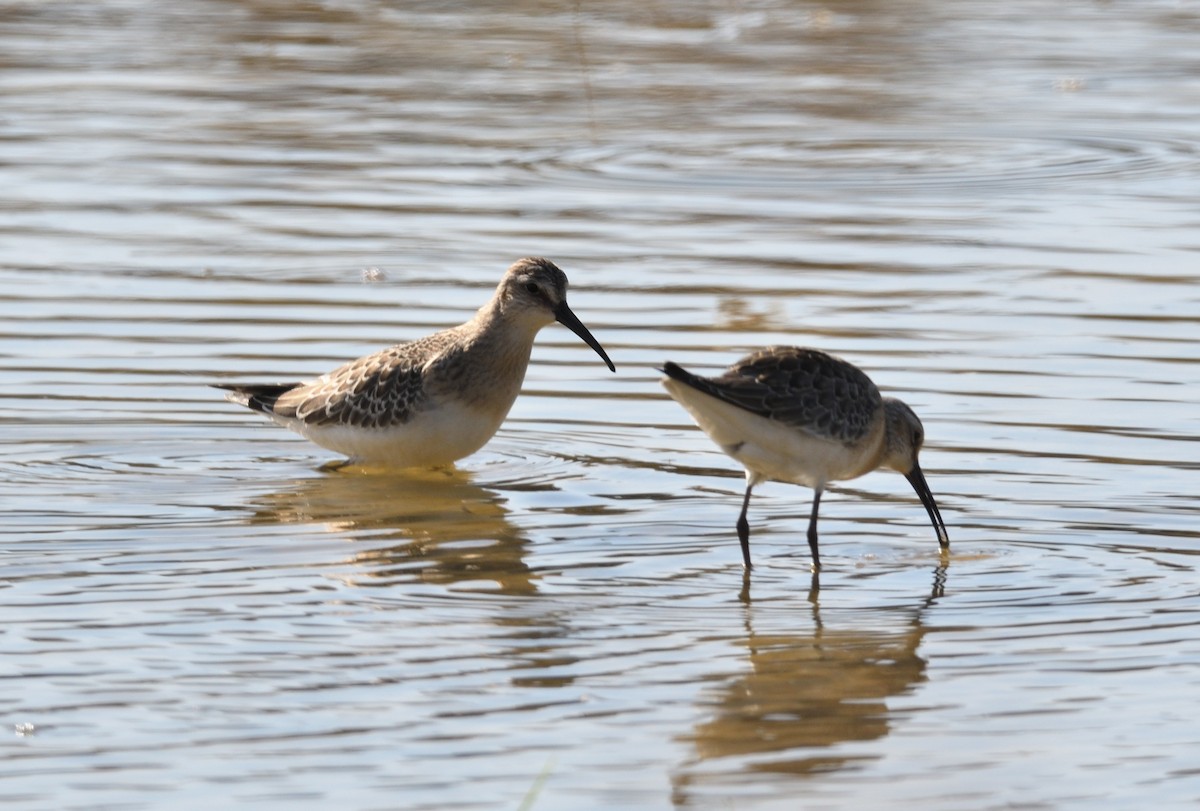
[525,282,540,294]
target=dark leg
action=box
[806,488,823,572]
[736,482,755,570]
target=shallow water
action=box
[3,1,1200,808]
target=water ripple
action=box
[531,130,1200,193]
[4,2,1200,809]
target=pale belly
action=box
[291,400,507,468]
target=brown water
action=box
[3,1,1200,809]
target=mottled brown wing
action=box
[273,344,429,429]
[666,346,882,443]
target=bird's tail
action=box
[659,361,698,386]
[211,382,299,415]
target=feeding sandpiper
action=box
[661,346,949,571]
[216,257,615,468]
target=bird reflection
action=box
[675,562,947,799]
[243,466,537,595]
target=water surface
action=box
[3,1,1200,809]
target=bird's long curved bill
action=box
[555,301,616,372]
[905,461,950,549]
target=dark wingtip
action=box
[660,361,691,382]
[212,382,299,416]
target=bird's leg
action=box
[739,568,752,605]
[806,488,823,572]
[736,481,755,570]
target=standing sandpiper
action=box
[660,346,949,571]
[216,257,615,468]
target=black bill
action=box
[554,300,616,372]
[904,460,950,549]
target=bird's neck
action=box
[454,304,543,395]
[470,298,547,347]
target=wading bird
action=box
[661,346,948,570]
[217,257,615,468]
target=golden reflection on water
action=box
[676,567,945,798]
[245,467,538,595]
